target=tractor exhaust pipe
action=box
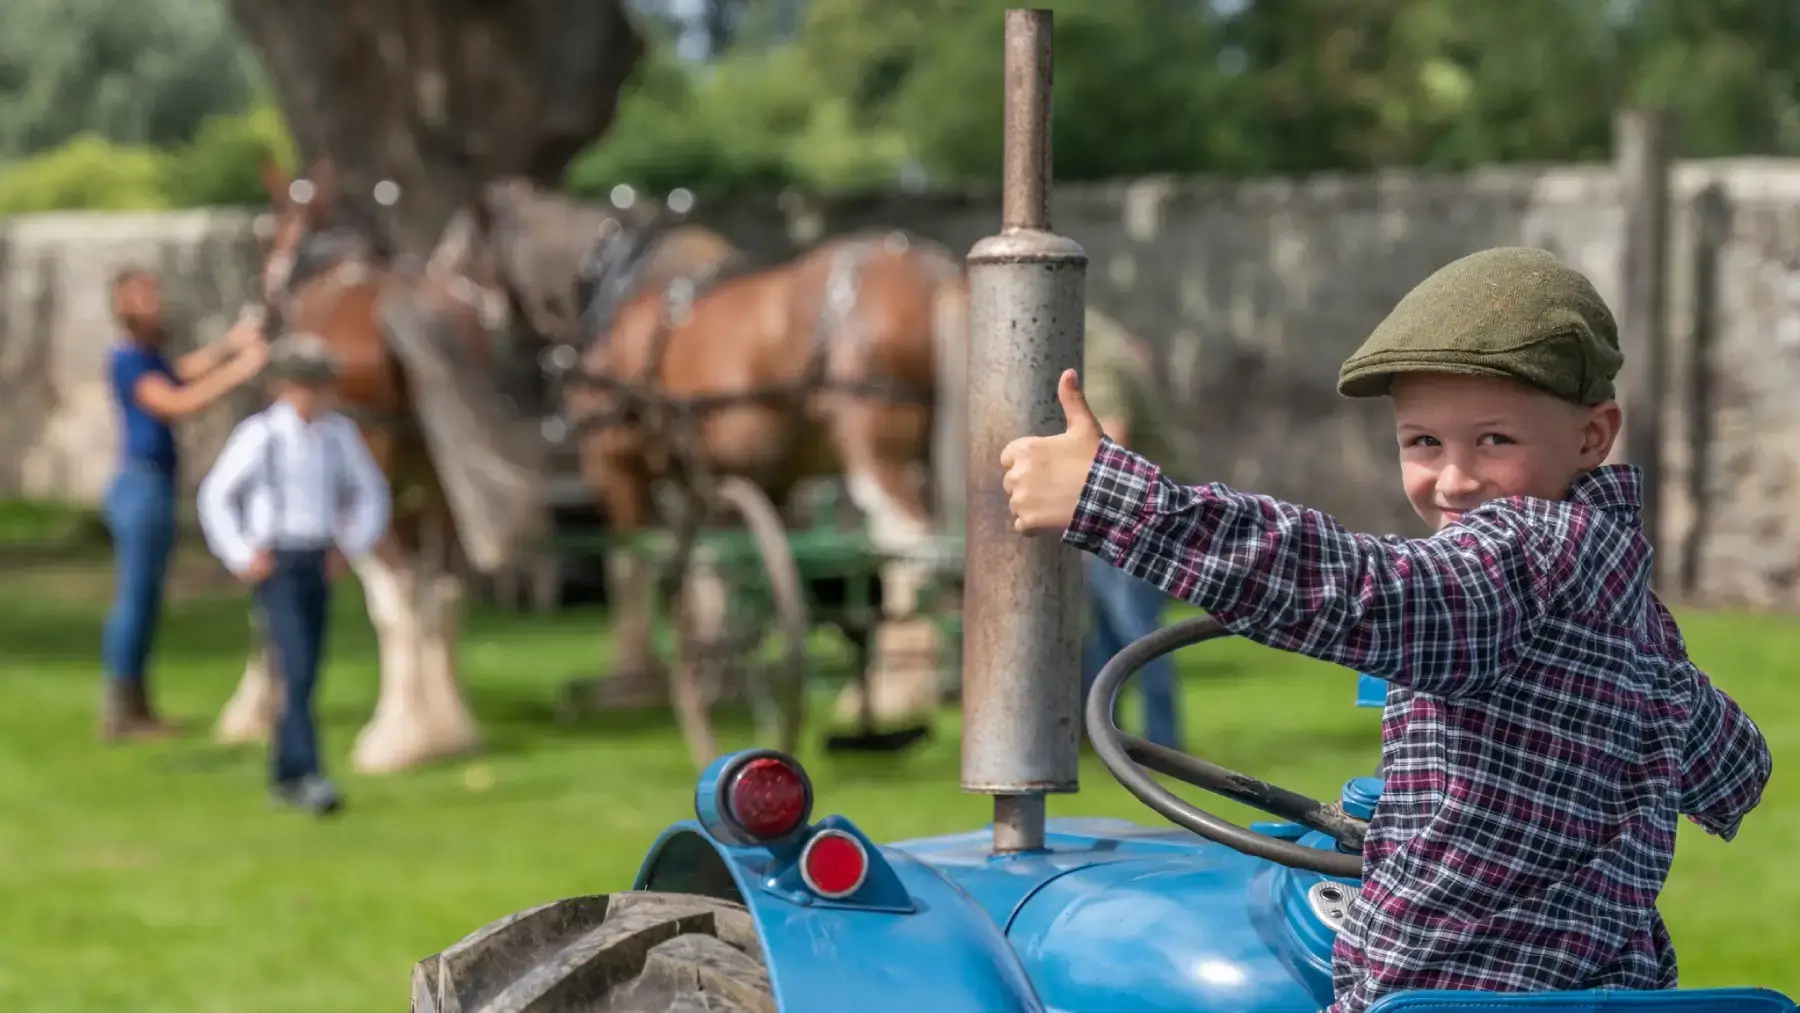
[961,8,1088,855]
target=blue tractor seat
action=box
[1356,673,1388,709]
[1365,987,1797,1012]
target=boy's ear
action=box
[1581,400,1623,467]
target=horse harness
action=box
[553,231,938,452]
[263,224,498,437]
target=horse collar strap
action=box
[554,238,936,448]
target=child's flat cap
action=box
[268,332,340,385]
[1338,247,1624,405]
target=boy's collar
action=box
[269,399,326,425]
[1565,464,1643,517]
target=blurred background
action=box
[0,1,1796,1011]
[5,0,1798,204]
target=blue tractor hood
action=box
[635,749,1356,1013]
[890,817,1348,1013]
[635,750,1792,1013]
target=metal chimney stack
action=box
[959,8,1089,855]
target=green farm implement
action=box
[550,478,964,768]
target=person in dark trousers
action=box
[197,334,391,815]
[1077,308,1198,750]
[102,269,268,740]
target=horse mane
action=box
[574,214,670,344]
[278,193,387,296]
[287,225,371,294]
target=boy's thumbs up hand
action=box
[1000,369,1105,534]
[1055,367,1102,439]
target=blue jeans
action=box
[101,463,177,687]
[257,549,333,785]
[1081,558,1180,749]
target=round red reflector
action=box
[800,830,868,899]
[726,756,809,840]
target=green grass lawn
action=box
[0,553,1795,1012]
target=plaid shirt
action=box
[1066,441,1772,1013]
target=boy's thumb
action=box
[1058,369,1098,434]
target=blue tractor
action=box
[409,615,1795,1013]
[409,11,1793,1013]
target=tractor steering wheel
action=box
[1085,615,1367,878]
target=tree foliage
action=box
[569,0,1800,194]
[4,0,1800,211]
[0,108,294,214]
[564,40,907,198]
[886,0,1234,184]
[0,136,175,214]
[0,0,258,160]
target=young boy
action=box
[197,333,392,816]
[1000,247,1772,1013]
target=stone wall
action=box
[1674,166,1800,608]
[0,210,265,510]
[4,157,1799,606]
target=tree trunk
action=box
[228,0,644,256]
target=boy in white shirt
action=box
[198,333,391,815]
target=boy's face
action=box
[1391,372,1622,531]
[275,380,336,418]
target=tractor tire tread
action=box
[411,891,774,1013]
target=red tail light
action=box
[800,829,869,899]
[725,755,811,841]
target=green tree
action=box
[0,0,258,159]
[9,0,1800,216]
[165,106,297,207]
[0,135,173,214]
[567,41,904,197]
[1214,0,1626,172]
[1622,0,1800,157]
[889,0,1236,183]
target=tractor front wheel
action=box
[411,892,774,1013]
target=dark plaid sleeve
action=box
[1678,673,1772,841]
[1064,438,1564,699]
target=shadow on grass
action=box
[155,742,264,775]
[818,740,958,784]
[0,598,259,668]
[0,552,257,667]
[0,555,1338,791]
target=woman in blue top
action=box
[103,268,269,740]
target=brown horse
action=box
[212,157,548,773]
[457,182,751,706]
[449,179,744,356]
[449,180,971,766]
[556,213,969,764]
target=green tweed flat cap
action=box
[1338,247,1623,405]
